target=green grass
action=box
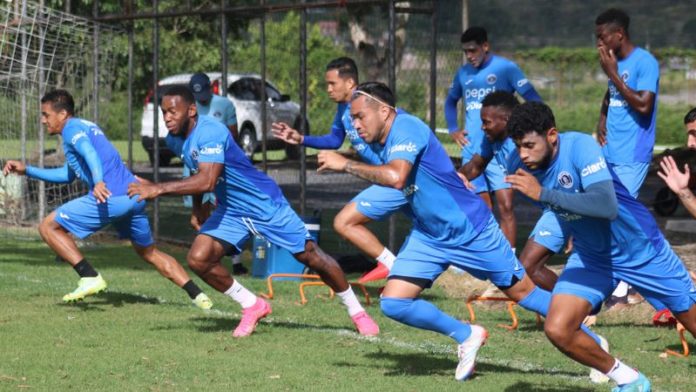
[1,235,694,391]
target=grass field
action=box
[1,235,694,391]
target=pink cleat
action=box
[358,262,390,283]
[351,311,380,336]
[232,298,272,338]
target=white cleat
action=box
[455,324,488,381]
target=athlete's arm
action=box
[598,47,655,116]
[22,163,76,183]
[317,150,411,190]
[458,154,489,180]
[127,162,223,202]
[190,194,206,231]
[539,181,618,219]
[72,135,111,203]
[520,88,542,103]
[658,155,696,218]
[596,90,609,146]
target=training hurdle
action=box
[466,295,543,330]
[259,273,372,305]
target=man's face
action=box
[160,95,196,136]
[350,95,387,144]
[686,120,696,150]
[513,129,557,170]
[595,24,622,52]
[481,106,509,142]
[462,40,489,68]
[325,69,354,103]
[40,102,68,135]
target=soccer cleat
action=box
[351,311,380,336]
[455,324,488,381]
[612,372,651,392]
[232,298,272,338]
[62,274,107,302]
[192,293,213,310]
[358,262,390,283]
[626,288,644,305]
[604,294,629,312]
[589,335,610,383]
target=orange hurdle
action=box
[466,295,543,330]
[260,273,321,300]
[662,322,690,358]
[260,273,372,306]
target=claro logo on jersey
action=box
[402,184,419,197]
[200,144,223,155]
[70,131,87,145]
[389,142,417,154]
[465,86,496,99]
[517,78,529,88]
[581,157,607,177]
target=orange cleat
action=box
[358,262,390,283]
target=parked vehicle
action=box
[141,72,307,165]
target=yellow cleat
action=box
[62,274,107,302]
[192,293,213,310]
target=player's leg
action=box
[519,210,566,291]
[382,234,487,381]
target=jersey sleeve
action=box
[507,62,533,96]
[636,52,659,93]
[225,100,237,126]
[444,71,463,132]
[196,126,228,164]
[385,119,427,164]
[572,135,612,188]
[64,122,104,184]
[302,105,346,149]
[479,138,494,161]
[165,134,185,156]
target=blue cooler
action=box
[251,215,321,280]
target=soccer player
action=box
[127,86,379,337]
[595,8,660,307]
[2,89,212,309]
[445,26,543,250]
[318,82,603,381]
[504,101,696,391]
[657,108,696,220]
[272,57,400,283]
[458,91,564,291]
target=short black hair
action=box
[684,108,696,124]
[482,91,519,113]
[461,26,488,45]
[41,89,75,116]
[507,102,556,141]
[352,82,395,108]
[595,8,630,36]
[326,57,359,84]
[162,85,195,105]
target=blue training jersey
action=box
[479,136,517,176]
[447,55,533,156]
[197,95,237,127]
[181,115,288,219]
[303,102,382,164]
[604,47,659,164]
[378,112,491,246]
[61,117,135,196]
[506,132,665,266]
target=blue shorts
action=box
[554,243,696,313]
[352,184,410,221]
[462,148,511,193]
[54,194,154,247]
[609,162,649,198]
[200,203,311,254]
[529,210,566,253]
[389,215,525,288]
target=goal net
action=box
[0,0,120,237]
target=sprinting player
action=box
[272,57,400,283]
[595,8,660,307]
[458,91,564,291]
[127,86,379,337]
[2,89,212,309]
[318,82,604,381]
[505,101,696,392]
[445,26,543,249]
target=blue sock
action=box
[518,287,602,345]
[381,297,472,343]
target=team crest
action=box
[621,70,629,82]
[557,171,574,188]
[486,73,497,85]
[191,149,199,160]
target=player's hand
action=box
[92,181,112,204]
[505,169,542,201]
[450,129,469,148]
[317,150,349,173]
[3,160,26,176]
[597,46,618,79]
[271,122,303,145]
[127,181,161,202]
[595,118,607,146]
[456,171,476,190]
[563,236,574,254]
[657,155,691,194]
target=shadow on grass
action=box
[177,315,354,335]
[503,382,595,392]
[58,291,161,310]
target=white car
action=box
[141,72,307,165]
